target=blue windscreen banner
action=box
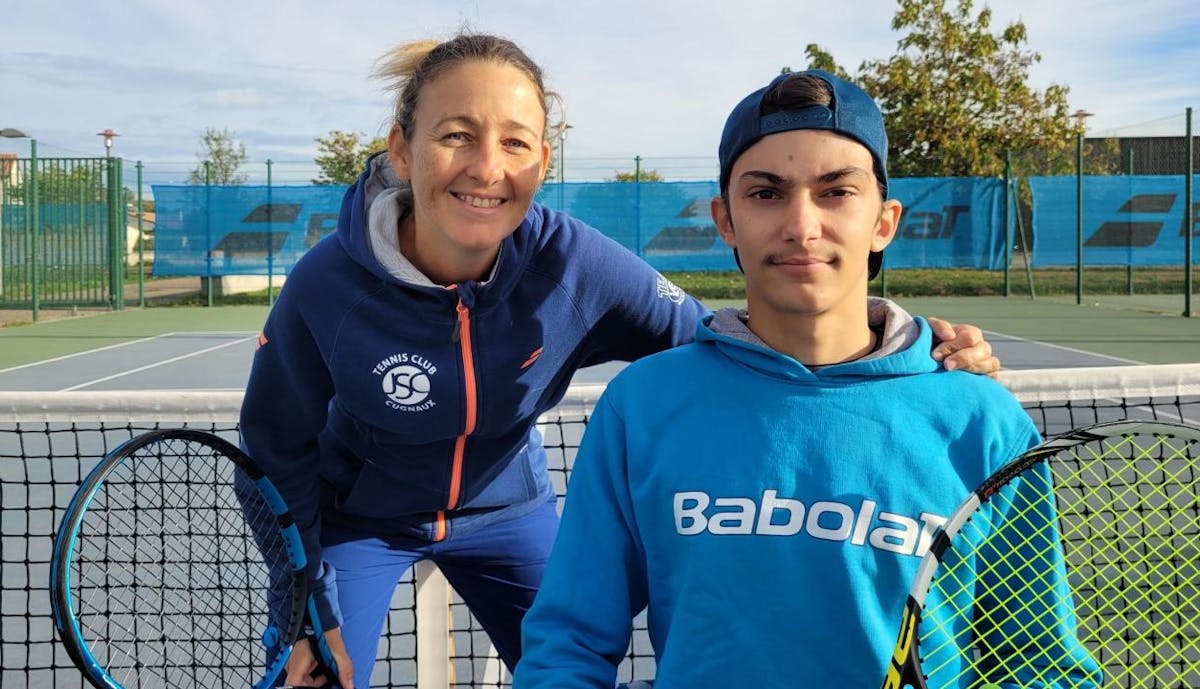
[1027,175,1200,267]
[535,181,734,271]
[536,177,1006,271]
[885,177,1006,270]
[151,177,1006,275]
[151,185,345,276]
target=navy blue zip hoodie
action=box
[240,155,707,629]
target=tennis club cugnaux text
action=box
[674,490,948,557]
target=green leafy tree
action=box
[7,162,106,203]
[609,169,665,182]
[313,130,388,185]
[806,0,1079,178]
[188,127,248,185]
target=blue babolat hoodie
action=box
[516,306,1098,688]
[240,155,707,629]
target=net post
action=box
[414,560,451,689]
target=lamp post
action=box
[0,128,32,304]
[1071,109,1094,131]
[97,128,119,158]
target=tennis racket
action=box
[50,428,335,689]
[881,419,1200,689]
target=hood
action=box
[697,298,939,382]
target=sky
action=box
[1,0,1198,179]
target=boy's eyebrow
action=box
[737,170,788,186]
[817,166,872,184]
[737,166,874,187]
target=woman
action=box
[239,32,997,688]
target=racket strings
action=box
[67,436,302,688]
[915,430,1200,688]
[78,448,247,684]
[921,471,1081,684]
[1062,439,1200,685]
[75,456,223,681]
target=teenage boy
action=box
[513,70,1098,688]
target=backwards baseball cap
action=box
[718,69,889,279]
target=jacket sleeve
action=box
[574,230,710,366]
[514,393,648,689]
[239,287,343,630]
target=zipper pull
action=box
[453,299,468,342]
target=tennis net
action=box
[2,364,1198,688]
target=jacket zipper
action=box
[436,294,478,541]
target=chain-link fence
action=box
[0,151,126,318]
[1,115,1195,320]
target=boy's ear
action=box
[712,196,737,249]
[872,199,903,252]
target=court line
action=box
[60,336,259,391]
[0,333,183,374]
[984,329,1144,366]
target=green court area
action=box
[893,296,1200,364]
[0,306,271,369]
[0,297,1197,371]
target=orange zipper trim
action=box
[436,296,479,541]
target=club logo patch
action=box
[373,353,439,412]
[656,275,686,304]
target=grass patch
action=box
[120,266,1197,306]
[670,267,1197,300]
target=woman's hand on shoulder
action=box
[927,317,1000,379]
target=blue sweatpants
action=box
[321,498,560,684]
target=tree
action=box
[188,127,248,185]
[806,0,1077,178]
[7,162,106,203]
[609,169,665,182]
[313,130,388,185]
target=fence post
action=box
[30,139,39,322]
[634,155,642,257]
[267,159,275,307]
[107,157,116,308]
[136,161,144,307]
[557,130,567,210]
[205,160,213,308]
[1126,149,1134,296]
[109,157,125,310]
[1004,150,1012,297]
[1185,107,1194,318]
[1075,131,1084,305]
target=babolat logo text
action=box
[673,490,947,557]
